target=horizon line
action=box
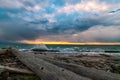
[19,40,120,45]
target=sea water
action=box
[0,42,120,55]
[47,45,120,55]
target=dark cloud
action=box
[29,19,49,24]
[0,22,40,41]
[0,0,120,42]
[73,25,120,42]
[109,8,120,13]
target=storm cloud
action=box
[0,0,120,42]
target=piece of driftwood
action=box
[36,54,120,80]
[0,65,34,75]
[13,51,92,80]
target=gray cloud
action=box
[0,0,23,8]
[109,8,120,13]
[0,22,40,41]
[0,0,120,42]
[71,25,120,42]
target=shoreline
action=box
[0,47,120,80]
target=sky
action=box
[0,0,120,44]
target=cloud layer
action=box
[0,0,120,42]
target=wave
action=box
[16,44,120,55]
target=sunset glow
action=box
[20,40,120,45]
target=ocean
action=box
[0,42,120,55]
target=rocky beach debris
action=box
[50,53,120,74]
[0,47,120,80]
[0,47,40,80]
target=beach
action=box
[0,47,120,80]
[1,0,120,79]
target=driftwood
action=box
[36,54,120,80]
[0,65,34,75]
[13,51,91,80]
